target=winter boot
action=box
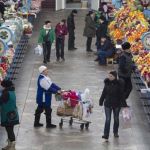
[2,140,15,150]
[45,109,57,128]
[2,140,11,150]
[34,114,43,127]
[8,141,16,150]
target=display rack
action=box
[6,35,29,81]
[132,71,150,123]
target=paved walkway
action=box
[0,9,150,150]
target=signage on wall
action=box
[141,32,150,50]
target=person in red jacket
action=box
[55,19,68,62]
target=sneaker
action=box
[46,124,57,128]
[34,123,44,127]
[114,133,119,138]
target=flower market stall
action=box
[108,0,150,121]
[0,0,43,81]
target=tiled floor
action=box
[0,9,150,150]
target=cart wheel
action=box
[85,123,89,130]
[59,122,63,129]
[59,119,63,129]
[69,117,73,126]
[80,124,84,130]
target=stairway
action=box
[41,0,55,9]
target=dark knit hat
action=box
[109,71,117,79]
[72,9,78,14]
[122,42,131,50]
[1,80,14,88]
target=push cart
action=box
[55,92,92,130]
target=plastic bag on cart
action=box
[34,45,43,55]
[73,102,83,120]
[80,88,94,118]
[57,100,73,116]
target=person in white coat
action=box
[34,66,61,128]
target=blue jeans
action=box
[104,107,121,137]
[98,50,114,64]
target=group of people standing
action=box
[0,8,135,150]
[38,9,78,64]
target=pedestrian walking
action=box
[118,42,134,106]
[0,80,19,150]
[99,71,127,141]
[83,10,96,52]
[34,66,61,128]
[67,9,78,50]
[55,19,68,62]
[38,20,55,64]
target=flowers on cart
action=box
[23,21,33,36]
[56,89,93,120]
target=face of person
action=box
[99,19,103,23]
[46,23,51,28]
[108,73,115,81]
[42,69,48,76]
[101,38,106,44]
[125,49,131,53]
[73,13,77,16]
[91,13,95,18]
[60,21,64,25]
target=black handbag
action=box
[7,110,17,121]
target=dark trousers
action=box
[5,126,15,142]
[35,105,52,125]
[86,37,92,51]
[104,107,120,137]
[56,38,65,59]
[98,50,114,64]
[42,42,51,62]
[68,31,75,49]
[119,76,133,100]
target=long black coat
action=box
[96,21,108,40]
[67,13,75,33]
[99,78,127,108]
[83,15,96,38]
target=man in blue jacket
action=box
[34,66,61,128]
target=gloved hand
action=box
[99,100,103,106]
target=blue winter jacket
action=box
[36,75,61,106]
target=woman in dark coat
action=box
[0,80,19,150]
[99,71,127,141]
[83,11,96,52]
